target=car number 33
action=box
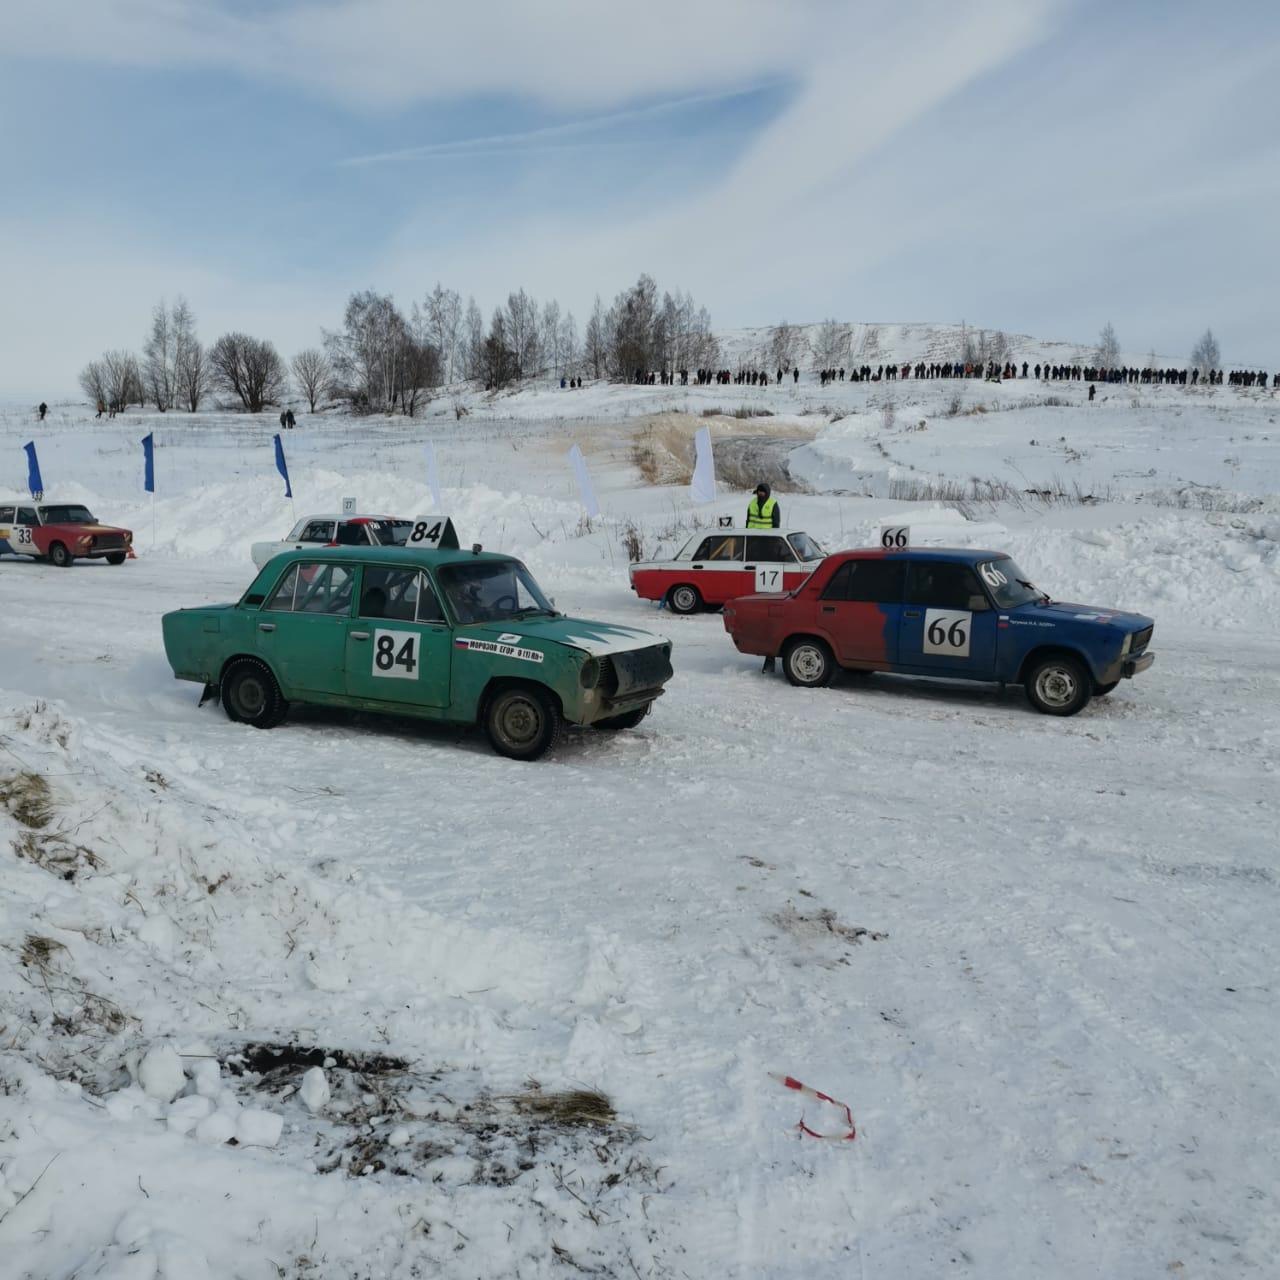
[923,608,971,657]
[373,629,420,679]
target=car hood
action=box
[471,616,668,656]
[62,523,129,535]
[1009,600,1153,629]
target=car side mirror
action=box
[968,594,989,612]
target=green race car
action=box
[162,545,674,760]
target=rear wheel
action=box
[106,552,127,566]
[1025,655,1092,716]
[223,659,289,729]
[485,684,562,761]
[596,705,649,731]
[783,637,835,688]
[667,584,702,615]
[49,542,71,568]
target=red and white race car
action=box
[0,499,133,567]
[629,526,827,614]
[251,513,413,569]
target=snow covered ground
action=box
[1,375,1278,1278]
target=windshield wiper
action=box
[1019,579,1051,604]
[509,606,554,619]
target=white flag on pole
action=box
[691,426,717,503]
[424,441,443,511]
[567,444,600,518]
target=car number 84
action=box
[373,629,420,679]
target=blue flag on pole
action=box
[141,433,155,493]
[23,442,43,499]
[273,434,292,498]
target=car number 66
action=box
[923,609,971,657]
[880,525,909,549]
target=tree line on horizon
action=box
[77,287,1226,417]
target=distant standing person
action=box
[746,482,780,529]
[37,401,47,421]
[285,409,296,429]
[280,410,288,429]
[1088,383,1096,402]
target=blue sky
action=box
[2,0,1277,395]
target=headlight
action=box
[1121,633,1132,656]
[580,658,599,688]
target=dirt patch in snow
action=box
[770,902,888,948]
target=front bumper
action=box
[1123,651,1155,678]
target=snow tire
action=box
[783,637,835,688]
[1025,654,1092,716]
[223,658,289,729]
[485,684,562,761]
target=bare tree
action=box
[540,299,562,377]
[504,288,540,378]
[813,318,850,369]
[79,359,108,409]
[143,300,178,411]
[209,333,286,412]
[422,284,463,382]
[291,348,332,412]
[584,295,607,379]
[481,309,517,388]
[559,310,579,378]
[1189,327,1220,374]
[463,296,484,380]
[605,273,659,377]
[768,320,801,372]
[81,350,142,412]
[171,298,208,411]
[1096,322,1121,370]
[324,291,406,412]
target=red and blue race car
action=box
[722,546,1155,715]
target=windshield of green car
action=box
[39,505,95,524]
[437,560,554,624]
[787,532,826,561]
[977,558,1042,608]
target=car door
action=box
[254,560,353,697]
[817,559,905,666]
[0,506,16,555]
[897,560,997,677]
[344,566,452,708]
[687,533,747,604]
[744,534,798,595]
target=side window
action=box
[691,535,744,562]
[747,536,795,562]
[299,520,334,543]
[359,567,419,621]
[264,565,300,611]
[335,522,369,546]
[417,574,444,623]
[296,564,354,614]
[0,507,14,522]
[17,508,38,524]
[906,562,983,610]
[847,561,905,604]
[820,563,854,600]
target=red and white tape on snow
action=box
[771,1073,857,1141]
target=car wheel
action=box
[667,584,702,615]
[223,659,289,729]
[49,542,71,568]
[485,684,562,760]
[596,705,649,731]
[1025,655,1092,716]
[783,637,835,688]
[1094,680,1119,697]
[106,552,127,566]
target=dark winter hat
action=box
[755,483,771,497]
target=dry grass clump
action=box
[510,1087,617,1129]
[0,771,54,829]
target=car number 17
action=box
[373,629,420,679]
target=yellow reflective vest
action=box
[746,496,778,528]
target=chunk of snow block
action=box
[190,1059,221,1098]
[139,1045,185,1103]
[194,1112,236,1145]
[236,1108,283,1148]
[299,1066,330,1113]
[166,1095,214,1135]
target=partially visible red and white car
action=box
[629,527,827,614]
[0,499,133,567]
[251,514,412,569]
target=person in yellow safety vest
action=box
[748,483,782,672]
[746,483,780,529]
